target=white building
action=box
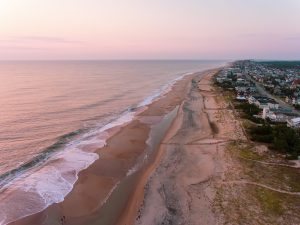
[287,117,300,128]
[248,96,279,109]
[262,108,291,123]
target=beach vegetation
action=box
[235,102,264,123]
[254,188,284,216]
[217,81,234,89]
[249,124,273,143]
[248,124,300,159]
[272,125,300,159]
[242,119,257,129]
[239,147,264,161]
[235,102,261,116]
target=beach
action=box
[134,68,244,225]
[7,64,300,225]
[9,67,236,225]
[0,61,224,225]
[8,67,209,225]
[10,70,222,225]
[132,65,300,225]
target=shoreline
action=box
[8,69,206,225]
[114,88,189,225]
[134,69,227,225]
[12,62,298,225]
[129,65,300,225]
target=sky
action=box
[0,0,300,60]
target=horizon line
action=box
[0,58,299,62]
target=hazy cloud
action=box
[284,36,300,41]
[1,36,83,44]
[0,45,47,50]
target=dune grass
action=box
[255,188,284,215]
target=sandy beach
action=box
[14,66,286,225]
[7,64,300,225]
[133,69,237,225]
[12,66,269,225]
[9,68,203,225]
[132,67,300,225]
[9,65,246,225]
[10,68,227,225]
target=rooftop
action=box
[291,117,300,123]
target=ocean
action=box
[0,60,224,224]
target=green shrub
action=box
[236,103,261,116]
[249,124,300,158]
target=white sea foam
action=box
[0,71,193,225]
[137,72,192,108]
[0,146,100,225]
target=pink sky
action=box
[0,0,300,60]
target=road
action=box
[246,75,300,116]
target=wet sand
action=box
[9,70,200,225]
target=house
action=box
[291,79,300,89]
[248,95,260,105]
[269,113,290,123]
[263,108,290,123]
[265,99,279,109]
[272,107,293,114]
[292,98,300,105]
[256,98,270,109]
[236,95,247,101]
[235,86,248,92]
[287,117,300,128]
[248,96,279,109]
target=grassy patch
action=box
[242,119,256,129]
[226,140,239,148]
[255,188,284,215]
[226,141,263,160]
[239,148,264,160]
[277,167,300,192]
[227,142,300,192]
[222,90,235,103]
[220,142,300,224]
[241,160,300,193]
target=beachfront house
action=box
[265,99,279,110]
[236,95,247,101]
[248,95,258,105]
[287,117,300,128]
[263,110,290,123]
[292,98,300,105]
[248,96,279,109]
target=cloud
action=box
[0,45,46,50]
[19,36,82,44]
[235,33,278,39]
[0,36,83,44]
[284,36,300,41]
